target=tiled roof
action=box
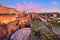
[0,5,19,14]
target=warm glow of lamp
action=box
[12,18,15,21]
[11,17,16,21]
[3,20,8,24]
[19,19,27,25]
[4,20,7,23]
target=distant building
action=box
[38,12,60,18]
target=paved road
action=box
[10,28,31,40]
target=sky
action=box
[0,0,60,13]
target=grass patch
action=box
[54,23,60,27]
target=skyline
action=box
[0,0,60,13]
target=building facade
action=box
[0,5,20,25]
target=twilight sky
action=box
[0,0,60,13]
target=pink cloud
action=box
[16,3,24,11]
[39,9,60,13]
[15,3,39,12]
[15,3,59,13]
[52,1,58,5]
[39,9,47,12]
